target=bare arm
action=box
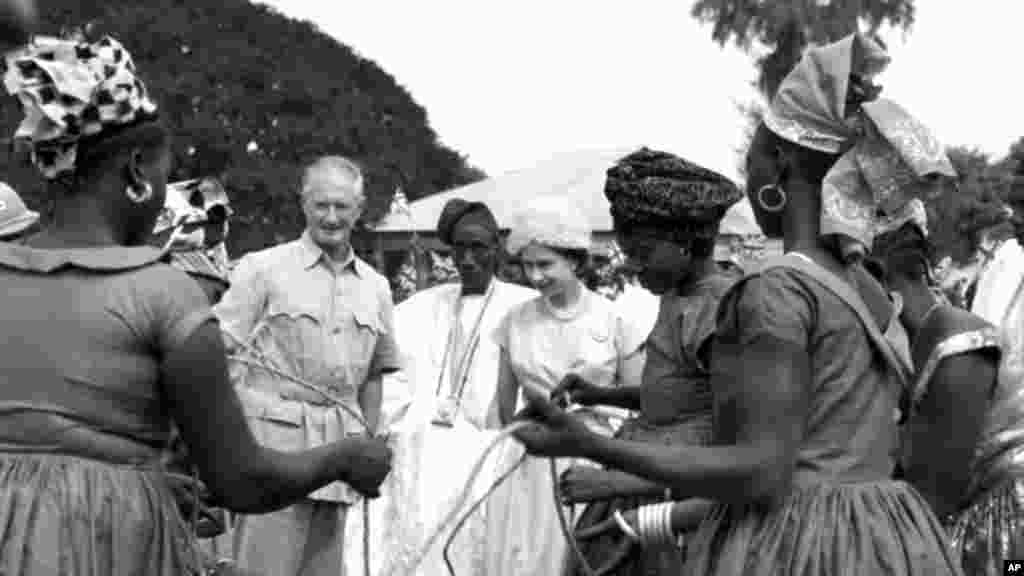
[601,346,646,411]
[359,375,382,434]
[162,321,383,513]
[903,350,996,518]
[362,281,401,434]
[497,347,520,427]
[599,469,666,499]
[670,498,716,532]
[577,336,810,506]
[587,387,644,411]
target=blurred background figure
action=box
[0,181,39,242]
[151,177,233,302]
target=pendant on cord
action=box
[432,395,459,428]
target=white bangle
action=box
[660,502,674,543]
[637,505,649,541]
[635,503,668,544]
[613,509,641,542]
[638,503,674,544]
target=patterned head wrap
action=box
[604,147,742,243]
[152,178,232,286]
[765,33,955,254]
[3,35,158,179]
[506,196,591,256]
[870,202,935,283]
[436,198,499,246]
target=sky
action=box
[258,0,1023,182]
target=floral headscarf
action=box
[3,35,158,179]
[764,33,955,255]
[153,178,232,285]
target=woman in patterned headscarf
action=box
[512,33,964,575]
[152,178,233,302]
[871,209,1022,576]
[0,35,390,575]
[551,148,742,576]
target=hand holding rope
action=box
[396,395,637,576]
[224,327,389,576]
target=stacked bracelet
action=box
[613,509,641,542]
[635,502,675,545]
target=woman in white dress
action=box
[484,197,647,576]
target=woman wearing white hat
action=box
[0,182,39,242]
[483,196,648,576]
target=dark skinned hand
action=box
[559,465,621,504]
[551,373,603,407]
[511,397,593,458]
[342,435,393,499]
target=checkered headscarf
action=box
[3,35,158,179]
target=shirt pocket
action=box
[335,305,382,384]
[258,299,326,378]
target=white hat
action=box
[0,182,39,239]
[506,196,591,255]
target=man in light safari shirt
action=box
[215,156,401,575]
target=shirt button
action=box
[332,326,342,334]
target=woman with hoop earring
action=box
[509,32,964,575]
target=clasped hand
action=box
[342,434,393,499]
[511,374,595,458]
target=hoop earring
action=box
[757,184,787,213]
[126,182,153,204]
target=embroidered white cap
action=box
[506,195,591,256]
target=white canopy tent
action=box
[373,148,772,256]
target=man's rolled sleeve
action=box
[369,281,402,377]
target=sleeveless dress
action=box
[684,259,963,575]
[0,243,213,575]
[940,282,1024,574]
[566,273,735,576]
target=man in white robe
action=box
[375,199,536,576]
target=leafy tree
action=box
[691,0,915,98]
[1,0,485,257]
[929,146,1016,264]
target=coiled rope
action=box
[387,409,618,576]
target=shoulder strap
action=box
[755,253,910,388]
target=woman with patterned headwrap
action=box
[511,33,964,574]
[0,35,390,575]
[483,196,649,576]
[871,209,1024,576]
[152,178,234,302]
[549,148,742,575]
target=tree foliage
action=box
[1,0,485,256]
[691,0,915,98]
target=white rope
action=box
[387,418,599,576]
